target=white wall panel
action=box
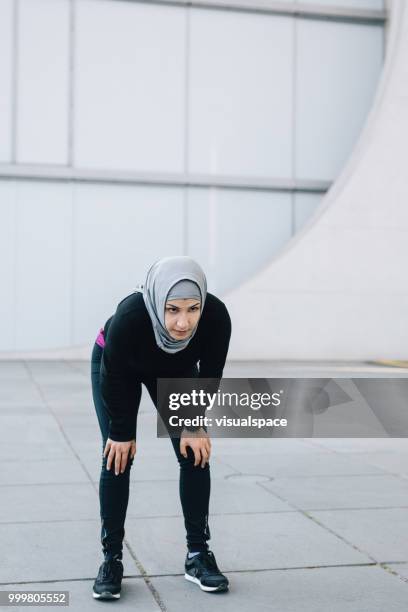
[0,0,13,162]
[296,19,383,181]
[15,182,72,350]
[74,0,185,173]
[294,193,323,233]
[187,188,292,294]
[0,181,16,350]
[17,0,70,164]
[189,9,294,178]
[72,184,184,345]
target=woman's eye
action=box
[167,306,199,313]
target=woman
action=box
[91,256,232,600]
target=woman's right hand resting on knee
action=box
[103,439,137,476]
[180,428,211,468]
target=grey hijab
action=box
[135,256,207,354]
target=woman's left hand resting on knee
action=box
[180,428,211,468]
[104,439,137,476]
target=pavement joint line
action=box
[300,438,408,454]
[216,458,408,482]
[256,481,381,565]
[258,437,408,486]
[373,561,408,570]
[257,467,408,487]
[224,471,273,482]
[289,498,408,585]
[21,362,97,485]
[286,504,408,512]
[0,561,398,587]
[224,471,408,480]
[3,504,408,526]
[15,442,408,483]
[379,562,408,585]
[380,470,408,486]
[0,476,235,485]
[62,360,89,378]
[123,504,408,514]
[259,482,408,581]
[123,540,168,612]
[0,458,79,464]
[302,510,380,566]
[22,361,168,612]
[211,457,242,475]
[13,363,408,600]
[2,468,408,485]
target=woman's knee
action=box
[178,451,210,472]
[170,438,211,471]
[100,454,134,478]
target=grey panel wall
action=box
[16,0,70,164]
[74,0,186,172]
[223,0,408,361]
[14,181,72,350]
[188,9,294,178]
[187,188,292,294]
[0,181,15,350]
[72,183,185,344]
[0,0,385,351]
[296,18,384,181]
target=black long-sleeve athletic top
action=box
[100,291,232,441]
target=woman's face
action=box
[164,298,201,340]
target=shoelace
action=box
[207,552,220,571]
[197,551,220,574]
[101,558,122,582]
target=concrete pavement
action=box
[0,360,407,611]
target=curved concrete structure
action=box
[224,0,408,361]
[0,2,392,360]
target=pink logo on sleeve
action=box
[95,328,105,349]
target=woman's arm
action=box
[100,310,140,442]
[181,300,231,436]
[179,301,231,461]
[199,300,232,378]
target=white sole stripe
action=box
[184,573,228,592]
[92,591,120,599]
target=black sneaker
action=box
[93,555,123,600]
[184,550,229,592]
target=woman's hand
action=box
[180,428,211,468]
[103,438,136,475]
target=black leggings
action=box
[91,342,211,559]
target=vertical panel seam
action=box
[182,5,191,255]
[11,0,19,164]
[69,0,76,345]
[11,0,19,348]
[68,0,76,167]
[69,182,75,346]
[291,13,297,236]
[13,181,18,351]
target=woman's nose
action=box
[176,315,189,329]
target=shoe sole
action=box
[92,590,120,600]
[184,573,229,592]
